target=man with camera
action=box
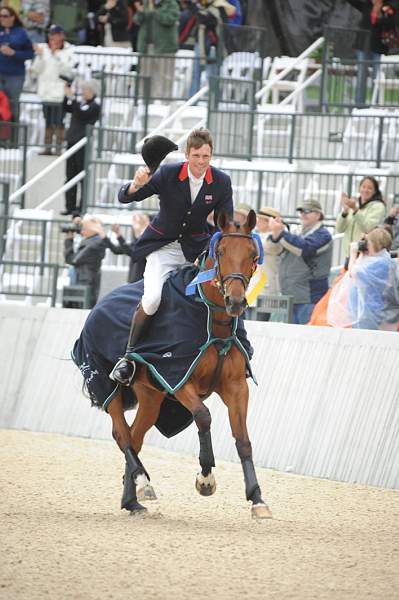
[64,214,108,308]
[61,78,100,216]
[269,198,333,325]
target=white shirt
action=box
[188,165,205,204]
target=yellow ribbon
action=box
[246,269,267,306]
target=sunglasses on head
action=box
[0,13,12,17]
[298,208,314,214]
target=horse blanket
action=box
[72,265,254,437]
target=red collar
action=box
[178,162,213,184]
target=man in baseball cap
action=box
[269,197,332,325]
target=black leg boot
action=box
[110,304,152,386]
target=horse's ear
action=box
[245,209,257,232]
[217,211,230,231]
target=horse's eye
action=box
[217,249,224,258]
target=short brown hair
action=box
[186,128,213,153]
[367,227,392,252]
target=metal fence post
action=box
[40,220,46,275]
[376,116,384,168]
[21,125,28,208]
[96,68,105,158]
[288,114,297,164]
[82,128,92,214]
[51,264,59,307]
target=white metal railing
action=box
[9,137,88,207]
[135,85,209,150]
[255,37,324,103]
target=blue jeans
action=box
[293,303,314,325]
[188,43,218,98]
[355,50,380,106]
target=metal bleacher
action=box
[2,32,399,312]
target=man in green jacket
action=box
[134,0,180,99]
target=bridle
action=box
[209,232,263,299]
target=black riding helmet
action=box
[141,135,178,174]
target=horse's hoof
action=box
[195,472,216,496]
[122,500,147,513]
[251,502,273,519]
[137,483,157,502]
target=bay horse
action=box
[107,209,272,519]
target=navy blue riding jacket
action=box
[118,161,233,261]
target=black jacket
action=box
[105,234,146,283]
[64,234,107,307]
[96,0,130,43]
[63,95,101,145]
[118,161,233,262]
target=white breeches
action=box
[141,241,187,315]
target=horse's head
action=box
[210,210,261,317]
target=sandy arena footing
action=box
[1,429,398,600]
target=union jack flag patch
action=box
[205,195,213,203]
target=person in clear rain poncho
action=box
[327,227,399,331]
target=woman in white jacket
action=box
[30,24,75,155]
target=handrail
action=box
[9,137,88,204]
[35,171,86,211]
[255,37,324,102]
[279,69,322,105]
[135,85,209,150]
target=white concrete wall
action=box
[1,303,398,490]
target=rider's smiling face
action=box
[186,143,212,178]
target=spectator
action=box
[105,212,150,283]
[86,1,103,46]
[30,24,75,156]
[111,127,233,385]
[64,214,108,308]
[127,0,140,51]
[328,227,399,330]
[0,6,33,129]
[179,0,197,50]
[269,198,333,325]
[62,78,101,215]
[256,206,282,297]
[347,0,396,106]
[19,0,50,44]
[227,0,241,26]
[96,0,130,48]
[384,205,399,251]
[135,0,180,99]
[50,0,86,45]
[186,0,236,98]
[250,206,283,321]
[336,176,386,262]
[233,202,252,225]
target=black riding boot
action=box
[110,304,152,386]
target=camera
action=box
[59,74,74,87]
[61,223,81,234]
[357,239,368,252]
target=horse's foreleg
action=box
[193,405,217,496]
[176,385,217,496]
[222,381,272,519]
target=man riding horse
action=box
[111,128,234,385]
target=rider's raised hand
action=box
[128,166,151,193]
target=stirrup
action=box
[109,356,136,386]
